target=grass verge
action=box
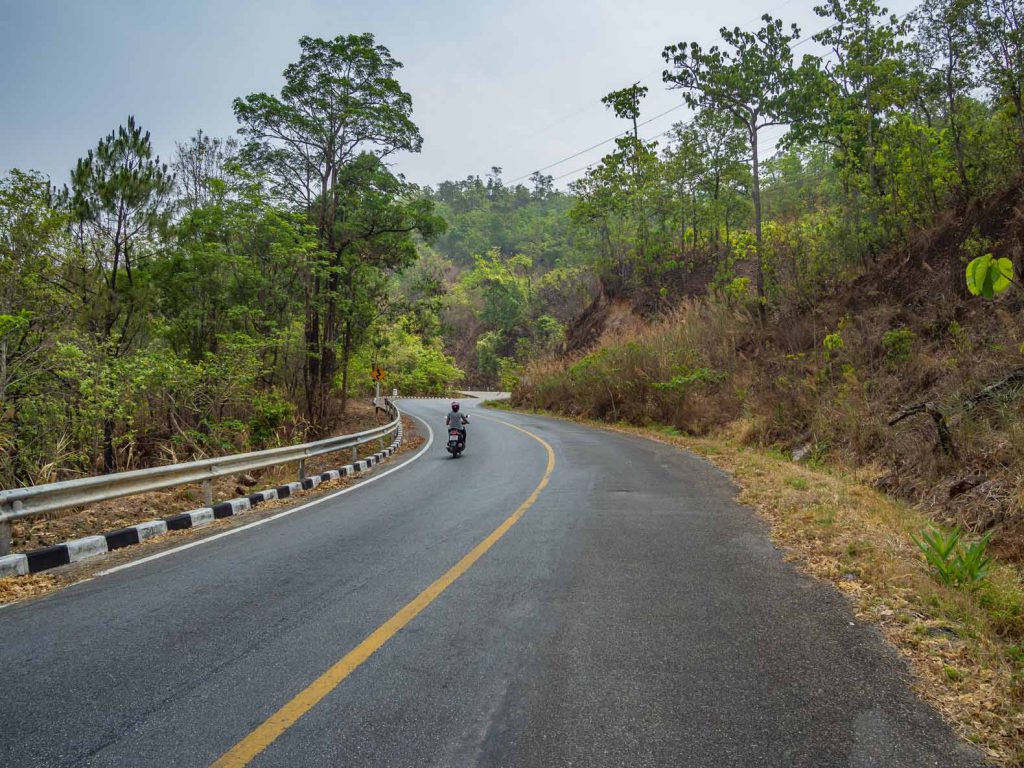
[508,406,1024,766]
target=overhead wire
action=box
[505,102,688,184]
[507,2,918,188]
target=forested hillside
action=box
[4,0,1024,566]
[503,0,1024,565]
[0,35,457,487]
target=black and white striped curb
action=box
[0,425,404,578]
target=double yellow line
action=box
[212,416,555,767]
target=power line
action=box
[503,0,840,186]
[494,0,808,172]
[514,2,918,189]
[551,123,680,183]
[506,102,688,184]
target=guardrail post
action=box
[202,480,213,508]
[298,458,306,481]
[0,520,10,556]
[351,446,358,463]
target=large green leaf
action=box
[966,253,1014,299]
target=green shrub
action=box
[912,526,993,587]
[881,327,915,363]
[652,367,724,392]
[823,330,844,356]
[248,391,294,448]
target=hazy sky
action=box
[0,0,920,190]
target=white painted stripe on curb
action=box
[225,498,251,514]
[135,521,168,541]
[188,508,215,527]
[99,415,434,577]
[66,536,108,563]
[0,553,28,577]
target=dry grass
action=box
[515,286,1024,563]
[0,573,57,604]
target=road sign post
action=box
[371,368,387,410]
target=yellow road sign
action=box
[371,368,387,382]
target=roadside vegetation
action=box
[0,35,459,490]
[505,0,1024,576]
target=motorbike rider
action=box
[446,400,469,446]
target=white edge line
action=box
[97,415,435,577]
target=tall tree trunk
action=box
[691,189,699,251]
[678,187,686,259]
[102,418,115,474]
[945,39,969,197]
[339,319,353,414]
[751,125,765,322]
[303,270,321,424]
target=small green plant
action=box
[784,476,809,490]
[956,531,995,585]
[1007,643,1024,666]
[947,320,970,355]
[652,367,724,392]
[911,526,993,587]
[822,328,845,379]
[881,327,914,363]
[723,276,751,304]
[823,330,844,356]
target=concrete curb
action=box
[0,553,28,577]
[5,426,404,576]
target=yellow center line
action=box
[211,415,555,768]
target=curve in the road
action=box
[98,416,436,578]
[0,399,987,768]
[212,415,555,768]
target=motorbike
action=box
[446,415,468,458]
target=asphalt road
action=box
[0,398,986,767]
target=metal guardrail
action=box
[0,401,401,555]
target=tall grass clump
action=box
[515,300,747,433]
